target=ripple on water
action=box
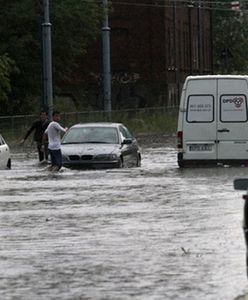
[0,149,248,299]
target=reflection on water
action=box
[0,149,248,299]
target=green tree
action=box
[0,0,102,115]
[213,1,248,74]
[0,54,18,111]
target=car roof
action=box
[70,122,123,129]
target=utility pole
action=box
[173,1,180,104]
[102,0,112,113]
[187,2,193,74]
[42,0,53,120]
[198,0,203,74]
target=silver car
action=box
[61,123,141,169]
[0,134,11,169]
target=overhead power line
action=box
[80,0,248,13]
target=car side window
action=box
[119,126,132,139]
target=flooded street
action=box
[1,144,248,300]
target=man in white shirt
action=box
[43,111,68,171]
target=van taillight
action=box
[177,131,183,148]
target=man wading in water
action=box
[42,111,67,171]
[20,111,50,163]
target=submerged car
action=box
[61,123,141,169]
[0,134,11,169]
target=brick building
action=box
[82,0,213,110]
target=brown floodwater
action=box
[0,146,248,300]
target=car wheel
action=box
[7,158,11,169]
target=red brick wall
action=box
[78,0,213,109]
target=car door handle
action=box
[218,128,230,133]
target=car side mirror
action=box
[122,138,132,145]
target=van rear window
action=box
[220,94,247,122]
[186,95,214,123]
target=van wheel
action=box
[7,158,11,169]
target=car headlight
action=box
[95,154,118,161]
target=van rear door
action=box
[183,78,217,161]
[217,78,248,161]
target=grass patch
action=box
[1,107,178,146]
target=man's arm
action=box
[20,121,37,144]
[54,122,68,133]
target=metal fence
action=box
[0,106,179,144]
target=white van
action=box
[177,75,248,167]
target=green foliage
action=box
[213,2,248,73]
[51,0,102,90]
[0,0,102,115]
[0,54,18,107]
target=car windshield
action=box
[62,127,119,144]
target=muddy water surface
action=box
[1,146,248,299]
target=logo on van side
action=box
[222,96,244,108]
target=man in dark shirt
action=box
[20,111,50,162]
